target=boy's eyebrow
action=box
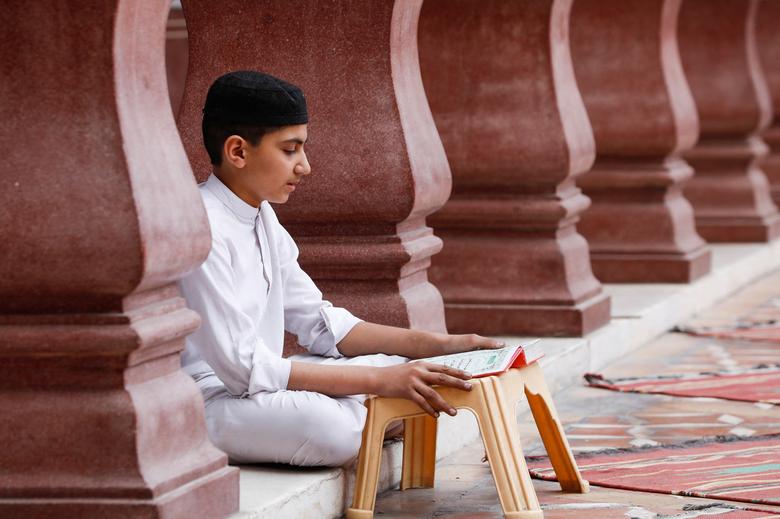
[280,138,306,145]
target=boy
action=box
[179,70,503,467]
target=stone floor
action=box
[371,270,780,518]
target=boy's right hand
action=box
[374,363,472,418]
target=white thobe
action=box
[179,174,405,466]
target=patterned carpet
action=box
[518,384,780,455]
[584,366,780,405]
[519,273,780,515]
[528,435,780,508]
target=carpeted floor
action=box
[516,384,780,455]
[527,434,780,508]
[520,271,780,513]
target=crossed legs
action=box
[198,352,407,466]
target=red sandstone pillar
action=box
[756,0,780,207]
[0,1,238,517]
[178,0,450,333]
[569,0,711,283]
[678,0,780,242]
[418,0,611,336]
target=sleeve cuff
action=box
[319,306,363,358]
[247,353,292,394]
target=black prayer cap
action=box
[203,70,308,126]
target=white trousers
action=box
[197,352,407,467]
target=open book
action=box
[417,339,543,378]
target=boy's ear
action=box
[223,135,248,168]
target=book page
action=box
[420,345,520,377]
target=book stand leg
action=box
[520,363,590,493]
[401,414,437,489]
[348,397,424,519]
[347,399,387,519]
[468,376,543,518]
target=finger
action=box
[474,335,506,349]
[409,391,438,417]
[416,383,457,416]
[423,370,473,391]
[426,363,472,380]
[452,334,506,350]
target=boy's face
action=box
[223,124,311,206]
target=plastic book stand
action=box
[346,362,589,518]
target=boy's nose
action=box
[297,151,312,176]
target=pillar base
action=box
[591,245,712,283]
[761,126,780,207]
[577,158,712,284]
[694,213,780,242]
[764,153,780,207]
[0,466,239,519]
[444,293,611,337]
[683,137,779,244]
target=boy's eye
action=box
[283,148,296,155]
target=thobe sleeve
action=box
[278,228,362,358]
[179,234,291,396]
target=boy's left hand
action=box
[432,333,506,357]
